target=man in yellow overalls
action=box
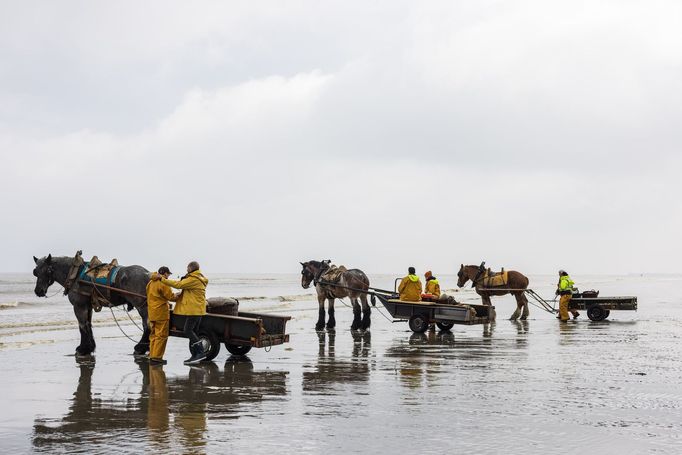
[398,267,422,301]
[146,266,177,364]
[556,270,579,322]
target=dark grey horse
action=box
[300,260,371,331]
[32,254,151,356]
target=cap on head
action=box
[425,270,432,278]
[559,269,567,276]
[158,266,172,275]
[408,266,416,275]
[187,261,200,272]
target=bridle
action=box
[301,261,330,288]
[460,263,486,289]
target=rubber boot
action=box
[185,341,207,365]
[183,343,197,365]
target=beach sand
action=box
[1,273,681,454]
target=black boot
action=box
[185,341,208,365]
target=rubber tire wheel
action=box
[587,306,608,321]
[225,343,252,356]
[191,330,221,361]
[408,314,429,333]
[436,321,454,332]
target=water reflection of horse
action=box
[32,358,288,453]
[302,330,372,397]
[457,263,530,320]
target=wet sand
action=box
[1,274,681,454]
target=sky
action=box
[1,1,681,275]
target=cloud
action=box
[1,1,681,274]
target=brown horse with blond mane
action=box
[457,263,530,320]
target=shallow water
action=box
[0,273,681,454]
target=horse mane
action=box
[307,260,332,270]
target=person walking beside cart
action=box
[399,267,422,301]
[155,261,209,365]
[556,270,579,321]
[146,266,178,365]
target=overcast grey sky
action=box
[1,1,681,275]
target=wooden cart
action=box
[374,294,494,333]
[169,309,290,361]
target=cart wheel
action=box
[193,330,221,361]
[225,343,252,356]
[587,306,608,321]
[408,314,429,333]
[436,321,454,332]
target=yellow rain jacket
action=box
[425,278,441,297]
[146,272,177,321]
[160,270,209,316]
[398,274,423,301]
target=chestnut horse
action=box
[457,263,529,320]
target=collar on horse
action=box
[471,262,486,288]
[63,250,85,295]
[312,262,331,287]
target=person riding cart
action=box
[423,270,441,299]
[398,267,422,301]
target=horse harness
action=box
[62,250,128,312]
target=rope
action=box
[44,289,62,298]
[336,296,395,323]
[92,282,144,333]
[122,305,145,332]
[109,306,139,344]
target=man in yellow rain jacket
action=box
[146,266,177,364]
[156,261,209,365]
[556,270,579,322]
[424,271,441,298]
[398,267,422,301]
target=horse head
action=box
[300,262,314,289]
[456,264,468,287]
[33,254,55,297]
[300,260,331,289]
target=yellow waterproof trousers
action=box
[149,319,169,360]
[559,294,572,321]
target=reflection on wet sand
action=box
[302,330,372,398]
[32,357,288,453]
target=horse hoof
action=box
[326,323,336,329]
[315,324,325,331]
[520,316,528,321]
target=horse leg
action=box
[134,302,151,355]
[350,298,362,331]
[519,292,530,320]
[481,294,496,322]
[509,292,521,321]
[360,294,371,330]
[73,302,95,355]
[326,298,336,329]
[315,294,326,331]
